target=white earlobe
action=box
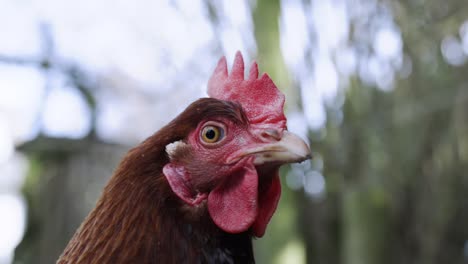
[165,140,187,159]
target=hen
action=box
[57,52,311,264]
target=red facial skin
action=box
[186,119,260,184]
[163,116,283,237]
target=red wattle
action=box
[207,163,258,234]
[252,174,281,237]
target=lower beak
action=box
[239,131,311,165]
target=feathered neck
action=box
[57,112,255,263]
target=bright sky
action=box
[0,0,410,262]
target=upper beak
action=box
[234,131,311,165]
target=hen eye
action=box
[201,125,224,143]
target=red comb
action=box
[207,51,286,128]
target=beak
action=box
[234,131,311,165]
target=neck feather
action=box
[58,163,255,263]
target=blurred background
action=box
[0,0,467,263]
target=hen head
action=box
[163,52,310,237]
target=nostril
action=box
[261,129,282,141]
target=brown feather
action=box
[57,98,254,264]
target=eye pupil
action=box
[205,129,216,139]
[201,125,224,144]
